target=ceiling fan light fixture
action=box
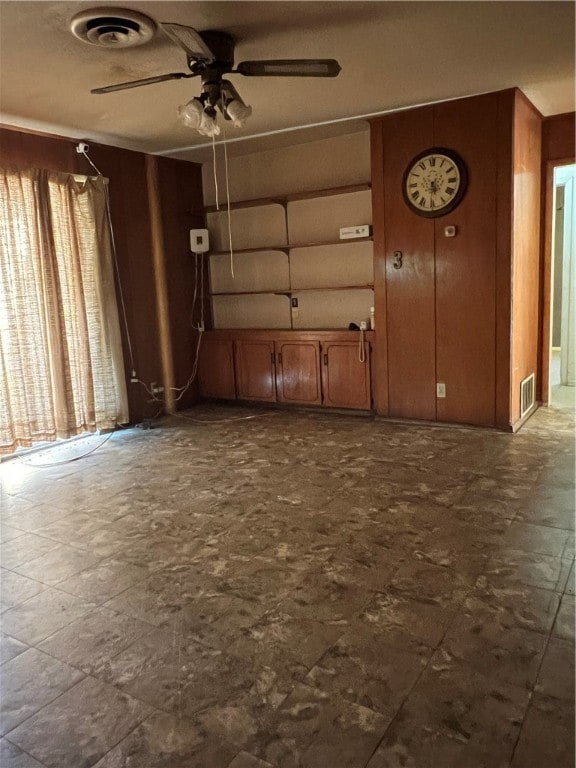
[179,99,221,136]
[226,98,252,127]
[178,97,204,129]
[198,111,221,137]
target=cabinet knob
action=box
[323,353,328,365]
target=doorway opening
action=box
[549,163,576,410]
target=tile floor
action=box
[0,404,574,768]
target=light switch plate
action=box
[436,382,446,398]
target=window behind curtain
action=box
[0,167,128,455]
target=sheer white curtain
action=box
[0,167,128,455]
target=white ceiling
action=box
[0,1,574,162]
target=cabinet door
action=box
[197,339,236,399]
[321,341,371,410]
[276,341,322,405]
[235,339,277,402]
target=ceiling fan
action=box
[90,21,341,135]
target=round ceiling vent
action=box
[70,7,156,47]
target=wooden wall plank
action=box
[434,92,499,426]
[539,111,575,403]
[157,156,206,410]
[510,91,542,425]
[542,113,576,162]
[380,107,436,421]
[495,90,515,428]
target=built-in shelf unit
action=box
[204,183,374,329]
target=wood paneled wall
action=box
[434,93,499,427]
[156,157,208,410]
[542,112,576,163]
[0,126,204,421]
[538,111,575,404]
[370,88,542,429]
[510,92,542,424]
[377,106,436,421]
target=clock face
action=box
[402,148,467,218]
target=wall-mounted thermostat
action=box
[339,225,372,240]
[190,228,209,253]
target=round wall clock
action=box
[402,147,468,218]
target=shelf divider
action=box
[200,182,371,214]
[210,236,372,257]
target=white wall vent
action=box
[70,7,156,48]
[520,373,535,418]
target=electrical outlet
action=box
[436,382,446,398]
[360,321,368,330]
[152,383,164,395]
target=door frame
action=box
[540,156,575,404]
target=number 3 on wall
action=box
[393,250,403,269]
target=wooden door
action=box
[380,107,437,420]
[234,339,277,402]
[197,338,236,399]
[276,341,322,405]
[321,341,371,410]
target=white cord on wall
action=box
[79,146,136,379]
[219,100,235,279]
[359,327,366,363]
[211,132,220,211]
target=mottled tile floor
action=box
[0,404,574,768]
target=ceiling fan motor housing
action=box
[70,7,156,47]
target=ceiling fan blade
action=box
[91,72,195,94]
[236,59,341,77]
[160,22,215,61]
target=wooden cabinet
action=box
[276,340,322,405]
[198,330,373,411]
[234,339,276,402]
[321,341,371,410]
[197,338,236,400]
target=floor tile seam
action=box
[273,584,382,642]
[508,592,564,766]
[3,559,85,594]
[9,552,112,589]
[1,665,159,747]
[359,635,437,768]
[82,701,167,767]
[1,589,100,646]
[0,632,30,665]
[51,561,159,606]
[462,588,563,637]
[0,526,100,569]
[360,634,539,768]
[0,525,28,542]
[1,499,82,527]
[1,577,96,612]
[36,611,159,672]
[0,654,88,739]
[2,736,50,768]
[511,516,576,533]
